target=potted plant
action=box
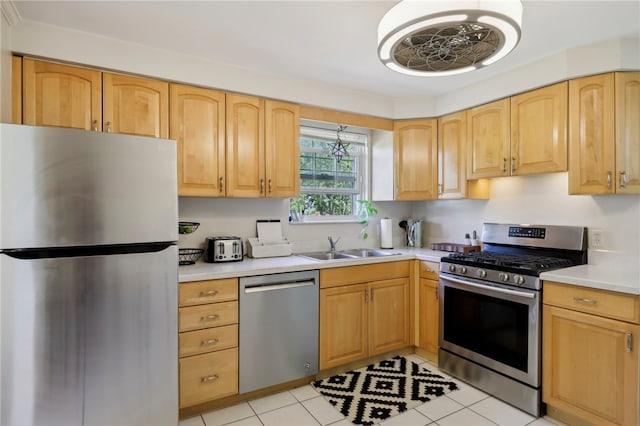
[357,200,378,240]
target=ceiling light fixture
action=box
[377,0,523,76]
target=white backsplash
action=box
[179,173,640,265]
[412,172,640,265]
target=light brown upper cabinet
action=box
[264,100,300,198]
[226,94,300,198]
[170,84,226,197]
[102,73,168,138]
[568,72,640,195]
[615,72,640,194]
[438,110,489,199]
[394,118,438,200]
[467,98,510,179]
[22,58,102,130]
[511,82,568,175]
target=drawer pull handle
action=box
[627,333,633,353]
[201,374,219,383]
[573,296,597,305]
[200,314,219,322]
[200,290,219,297]
[201,339,219,346]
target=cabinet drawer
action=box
[179,278,238,306]
[179,301,238,332]
[320,261,409,289]
[544,281,640,323]
[419,261,439,280]
[179,347,238,408]
[179,324,238,358]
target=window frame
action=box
[292,122,370,223]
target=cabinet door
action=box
[568,73,615,194]
[615,72,640,194]
[369,278,410,356]
[319,284,368,370]
[511,82,568,175]
[265,100,300,198]
[23,58,102,130]
[103,73,168,138]
[226,93,265,197]
[170,84,226,197]
[418,278,439,354]
[394,118,438,200]
[438,111,467,199]
[467,98,510,179]
[543,305,639,426]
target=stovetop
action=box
[444,251,575,275]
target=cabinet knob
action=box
[200,314,219,322]
[105,121,111,133]
[199,290,218,297]
[219,176,224,192]
[607,171,612,189]
[92,120,98,131]
[260,179,265,193]
[511,156,516,174]
[502,158,507,173]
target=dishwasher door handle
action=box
[243,280,315,294]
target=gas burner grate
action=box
[446,252,574,273]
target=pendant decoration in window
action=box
[329,125,350,162]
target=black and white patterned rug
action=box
[312,355,458,425]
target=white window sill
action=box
[289,216,362,225]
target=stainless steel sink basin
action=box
[340,248,396,258]
[297,251,357,261]
[297,249,398,261]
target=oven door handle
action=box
[441,275,536,299]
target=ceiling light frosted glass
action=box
[377,0,523,76]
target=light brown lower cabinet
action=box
[543,281,640,426]
[178,279,239,409]
[319,261,411,370]
[417,261,439,354]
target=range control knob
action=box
[499,272,510,282]
[477,269,487,278]
[448,265,456,273]
[513,275,525,285]
[459,266,467,274]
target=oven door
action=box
[439,272,540,387]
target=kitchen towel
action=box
[380,218,393,248]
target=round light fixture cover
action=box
[378,0,523,76]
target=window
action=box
[290,124,368,220]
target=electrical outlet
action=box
[591,230,604,249]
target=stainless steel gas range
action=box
[438,223,587,417]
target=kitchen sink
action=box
[297,251,357,261]
[340,248,396,258]
[297,249,398,261]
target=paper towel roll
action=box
[380,218,393,248]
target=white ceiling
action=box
[10,0,640,99]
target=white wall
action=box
[8,20,640,119]
[412,173,640,266]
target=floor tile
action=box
[528,417,567,426]
[446,380,489,406]
[224,416,263,426]
[180,415,205,426]
[415,395,464,421]
[258,402,320,426]
[201,402,255,426]
[405,354,429,366]
[436,408,497,426]
[248,390,297,414]
[469,397,535,426]
[378,408,431,426]
[291,384,321,402]
[302,396,345,425]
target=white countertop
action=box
[540,264,640,295]
[179,248,449,282]
[180,248,640,296]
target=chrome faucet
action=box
[328,236,341,252]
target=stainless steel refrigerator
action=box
[0,124,179,426]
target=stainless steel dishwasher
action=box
[239,270,319,393]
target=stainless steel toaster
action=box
[205,236,244,263]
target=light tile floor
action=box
[180,354,566,426]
